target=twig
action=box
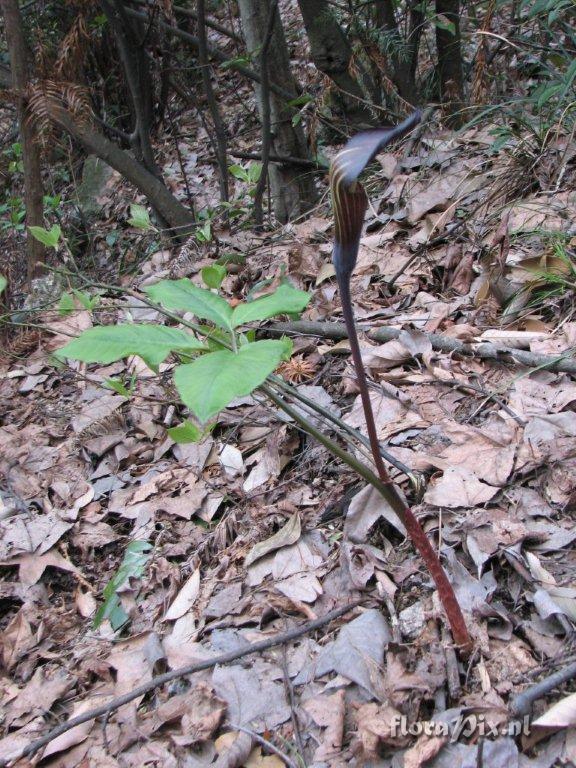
[253,0,278,228]
[510,660,576,717]
[267,320,576,376]
[122,6,295,101]
[128,0,242,42]
[433,375,526,426]
[228,722,300,768]
[281,645,307,765]
[442,626,462,700]
[196,0,229,204]
[230,150,324,170]
[394,105,435,172]
[0,602,360,767]
[166,101,195,210]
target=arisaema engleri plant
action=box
[329,110,470,651]
[52,112,470,650]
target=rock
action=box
[75,155,115,218]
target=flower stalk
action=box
[330,111,471,652]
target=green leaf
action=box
[0,275,6,295]
[174,338,292,423]
[196,220,212,242]
[228,164,250,182]
[144,279,233,330]
[201,264,227,290]
[59,324,205,368]
[127,203,153,230]
[286,93,314,108]
[231,284,310,327]
[58,293,75,316]
[248,163,262,184]
[537,83,561,108]
[73,289,99,310]
[434,14,455,34]
[104,377,132,397]
[167,420,203,443]
[93,540,152,630]
[220,54,251,71]
[28,224,61,248]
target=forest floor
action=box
[2,15,576,768]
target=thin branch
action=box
[266,320,576,376]
[228,723,300,768]
[510,660,576,717]
[122,5,295,101]
[0,602,360,767]
[230,150,324,170]
[127,0,243,42]
[196,0,229,203]
[253,0,278,228]
[166,100,195,210]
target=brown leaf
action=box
[212,664,291,730]
[41,687,114,760]
[0,510,73,559]
[344,484,407,542]
[424,467,499,507]
[0,608,36,670]
[449,250,474,294]
[5,668,73,728]
[213,731,254,768]
[303,690,346,761]
[404,734,449,767]
[2,548,80,587]
[354,702,409,760]
[533,691,576,728]
[245,514,301,567]
[163,568,200,621]
[297,610,390,696]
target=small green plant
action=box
[0,197,25,232]
[43,194,62,213]
[127,203,156,232]
[228,162,262,197]
[58,272,310,432]
[194,208,216,243]
[93,540,152,631]
[104,373,137,398]
[58,288,101,316]
[505,233,576,317]
[54,264,309,628]
[3,142,23,174]
[286,93,314,127]
[28,223,61,248]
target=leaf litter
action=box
[2,98,576,768]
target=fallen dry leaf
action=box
[245,514,301,566]
[163,568,201,621]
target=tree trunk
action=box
[375,1,418,104]
[1,0,45,281]
[297,0,375,127]
[435,0,465,125]
[44,102,194,238]
[237,0,317,223]
[100,0,158,176]
[196,0,229,204]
